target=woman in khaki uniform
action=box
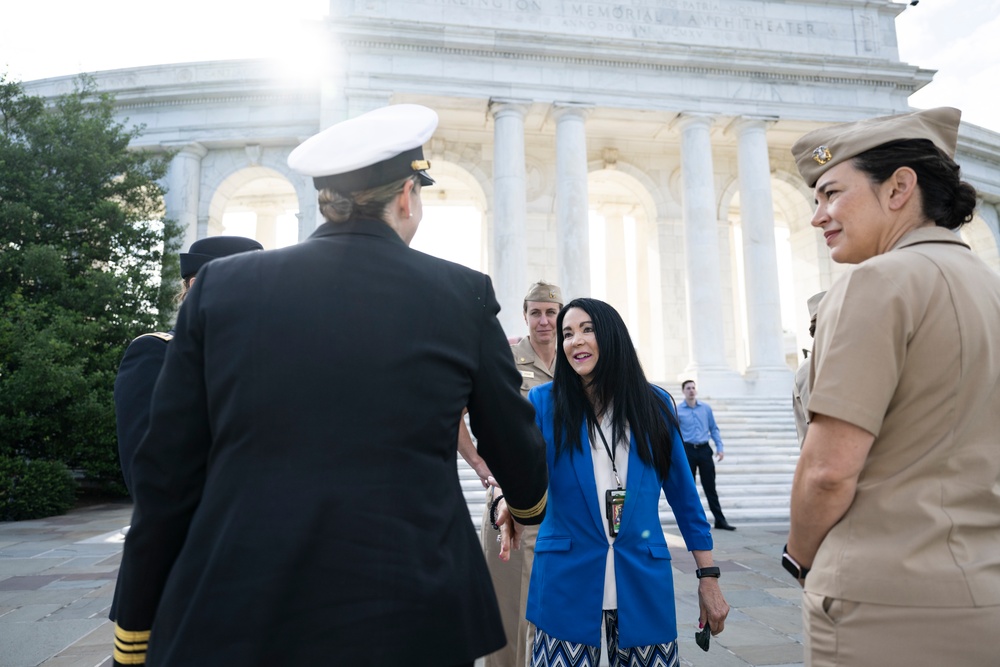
[784,107,1000,666]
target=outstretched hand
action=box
[495,497,524,561]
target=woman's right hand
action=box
[495,497,524,561]
[698,577,730,635]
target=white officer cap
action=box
[288,104,438,192]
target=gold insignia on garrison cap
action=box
[523,281,563,305]
[811,146,832,165]
[791,107,961,187]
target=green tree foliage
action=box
[0,455,77,521]
[0,75,182,495]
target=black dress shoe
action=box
[715,521,736,531]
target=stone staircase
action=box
[456,396,800,535]
[659,396,799,527]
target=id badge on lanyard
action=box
[606,488,626,537]
[595,420,625,538]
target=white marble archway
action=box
[587,165,665,378]
[962,205,1000,272]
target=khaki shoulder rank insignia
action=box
[140,332,173,343]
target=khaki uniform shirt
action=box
[511,336,555,397]
[792,358,810,447]
[806,226,1000,607]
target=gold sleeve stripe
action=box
[114,625,151,642]
[507,490,547,520]
[115,638,148,652]
[114,647,148,664]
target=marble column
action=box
[672,114,740,393]
[978,202,1000,269]
[203,216,225,238]
[346,88,392,119]
[490,99,530,335]
[730,117,792,393]
[553,103,591,301]
[164,143,208,250]
[255,205,282,250]
[600,202,631,324]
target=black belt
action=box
[685,442,709,447]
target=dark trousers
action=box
[684,442,726,524]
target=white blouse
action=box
[590,410,630,611]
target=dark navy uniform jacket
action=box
[109,330,172,624]
[114,331,173,493]
[112,217,548,666]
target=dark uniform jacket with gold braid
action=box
[111,217,548,666]
[109,330,173,627]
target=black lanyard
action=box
[593,420,622,489]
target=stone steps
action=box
[457,395,801,532]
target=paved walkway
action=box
[0,503,804,667]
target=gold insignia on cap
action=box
[548,291,555,299]
[812,146,832,165]
[411,159,431,171]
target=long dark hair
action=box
[552,298,677,482]
[852,139,977,230]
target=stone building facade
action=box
[24,0,1000,396]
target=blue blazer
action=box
[526,383,712,649]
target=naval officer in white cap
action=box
[111,104,548,667]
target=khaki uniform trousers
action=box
[480,488,537,667]
[803,591,1000,667]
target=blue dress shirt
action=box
[676,400,724,453]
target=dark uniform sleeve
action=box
[109,334,170,624]
[113,334,171,494]
[465,275,548,524]
[112,275,214,666]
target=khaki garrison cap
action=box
[524,281,563,305]
[288,104,438,192]
[792,107,962,187]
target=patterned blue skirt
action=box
[531,609,678,667]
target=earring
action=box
[409,213,413,218]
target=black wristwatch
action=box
[695,566,721,579]
[781,544,810,580]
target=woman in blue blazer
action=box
[522,298,729,666]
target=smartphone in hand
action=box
[695,622,711,652]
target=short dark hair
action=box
[552,298,678,482]
[681,380,695,390]
[852,139,977,231]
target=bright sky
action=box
[1,1,997,133]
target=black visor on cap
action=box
[313,146,434,192]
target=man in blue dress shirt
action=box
[677,380,736,530]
